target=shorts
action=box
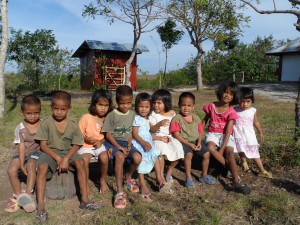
[104,140,140,165]
[182,141,209,157]
[37,149,82,179]
[77,145,107,160]
[205,132,236,150]
[12,151,41,164]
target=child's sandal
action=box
[141,192,153,203]
[241,162,251,173]
[79,201,101,211]
[35,211,48,223]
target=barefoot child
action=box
[203,81,251,194]
[132,93,172,201]
[102,85,142,209]
[78,89,113,195]
[35,91,99,222]
[149,89,184,184]
[233,87,272,178]
[5,95,42,213]
[170,92,215,188]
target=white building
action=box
[266,38,300,81]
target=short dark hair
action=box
[116,85,133,103]
[89,89,114,116]
[216,80,240,105]
[135,92,152,116]
[152,89,172,112]
[240,87,255,103]
[178,92,195,106]
[21,94,41,111]
[51,91,71,107]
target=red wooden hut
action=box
[72,40,149,90]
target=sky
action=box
[7,0,300,75]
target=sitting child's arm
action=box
[40,140,63,170]
[152,134,170,143]
[58,144,82,173]
[150,119,170,133]
[105,132,129,157]
[219,119,234,155]
[18,143,27,175]
[254,112,264,142]
[202,114,210,129]
[132,127,152,151]
[173,131,198,151]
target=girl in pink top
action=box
[78,89,113,194]
[203,81,251,194]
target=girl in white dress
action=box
[233,87,272,178]
[149,89,184,183]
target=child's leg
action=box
[207,142,225,165]
[114,151,125,193]
[239,152,247,164]
[36,163,49,214]
[25,159,37,193]
[159,156,165,179]
[184,152,193,180]
[166,160,178,178]
[224,147,239,183]
[154,158,166,184]
[138,173,149,195]
[253,158,265,173]
[7,158,22,195]
[98,151,109,192]
[72,158,89,204]
[201,152,210,177]
[125,152,142,180]
[82,153,92,195]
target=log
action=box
[45,172,77,200]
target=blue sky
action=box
[7,0,300,74]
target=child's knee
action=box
[26,161,37,172]
[99,152,109,164]
[224,147,234,158]
[203,151,210,159]
[37,163,48,174]
[132,152,142,164]
[114,152,125,163]
[74,158,85,168]
[184,152,193,160]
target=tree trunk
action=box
[295,79,300,141]
[163,48,168,87]
[196,51,203,90]
[0,0,8,118]
[125,42,138,88]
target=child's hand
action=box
[259,132,264,142]
[119,147,130,157]
[58,157,69,173]
[20,166,28,176]
[142,141,152,151]
[93,140,104,149]
[159,119,170,127]
[194,143,202,151]
[55,155,63,166]
[161,136,170,143]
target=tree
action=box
[0,0,8,117]
[241,0,300,31]
[83,0,161,88]
[8,29,58,89]
[157,20,184,88]
[167,0,248,89]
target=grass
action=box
[0,88,299,225]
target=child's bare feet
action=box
[99,180,109,193]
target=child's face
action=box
[221,88,234,104]
[51,99,70,122]
[239,98,252,110]
[179,97,194,116]
[95,98,110,118]
[138,100,151,118]
[117,95,132,114]
[22,104,41,125]
[153,99,165,114]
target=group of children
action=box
[4,80,272,222]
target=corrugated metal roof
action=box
[266,38,300,55]
[72,40,149,58]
